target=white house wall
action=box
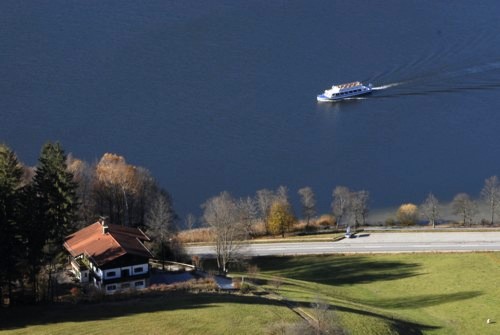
[102,263,148,280]
[104,279,147,294]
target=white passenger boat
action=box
[317,81,373,102]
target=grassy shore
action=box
[2,253,499,334]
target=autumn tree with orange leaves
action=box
[91,153,170,227]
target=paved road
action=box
[186,232,500,257]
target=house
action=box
[64,219,153,294]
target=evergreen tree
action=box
[0,144,23,302]
[33,142,78,252]
[18,184,46,302]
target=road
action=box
[186,232,500,257]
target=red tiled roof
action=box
[64,222,152,266]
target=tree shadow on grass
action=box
[290,290,482,334]
[294,299,441,335]
[252,255,421,286]
[356,290,483,309]
[0,292,289,331]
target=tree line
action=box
[199,178,500,273]
[3,139,500,298]
[0,143,177,304]
[396,176,500,227]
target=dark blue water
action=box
[3,1,500,219]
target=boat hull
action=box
[317,82,373,102]
[316,89,372,102]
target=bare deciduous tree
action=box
[184,213,196,243]
[237,196,258,238]
[256,189,275,234]
[298,187,316,229]
[67,155,94,228]
[420,193,440,228]
[276,185,289,204]
[332,186,351,228]
[452,193,478,226]
[481,176,500,225]
[350,190,369,228]
[145,192,177,268]
[202,191,246,274]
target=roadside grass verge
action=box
[243,253,500,335]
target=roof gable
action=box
[64,222,152,266]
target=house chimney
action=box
[100,217,108,234]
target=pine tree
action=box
[33,142,78,252]
[0,144,23,302]
[18,184,46,302]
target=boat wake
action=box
[372,82,403,90]
[369,59,500,98]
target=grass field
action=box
[1,253,499,334]
[248,253,500,334]
[0,293,300,335]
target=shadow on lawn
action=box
[0,292,285,331]
[252,255,421,285]
[356,290,483,309]
[294,299,441,335]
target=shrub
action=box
[397,203,418,226]
[317,214,336,227]
[240,282,252,294]
[177,228,213,243]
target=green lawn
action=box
[0,293,300,335]
[1,253,499,335]
[249,253,500,334]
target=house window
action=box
[106,271,116,278]
[107,285,117,291]
[134,266,144,274]
[135,281,144,287]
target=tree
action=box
[420,193,440,228]
[276,185,289,204]
[452,193,478,226]
[268,201,296,237]
[237,196,258,238]
[18,184,46,302]
[145,192,177,268]
[298,187,316,229]
[0,144,23,303]
[184,213,197,243]
[332,186,351,228]
[350,190,369,228]
[94,153,139,226]
[481,176,500,225]
[32,142,78,302]
[256,188,276,235]
[33,142,78,249]
[397,203,418,226]
[67,155,93,228]
[202,192,246,274]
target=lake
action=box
[2,0,500,220]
